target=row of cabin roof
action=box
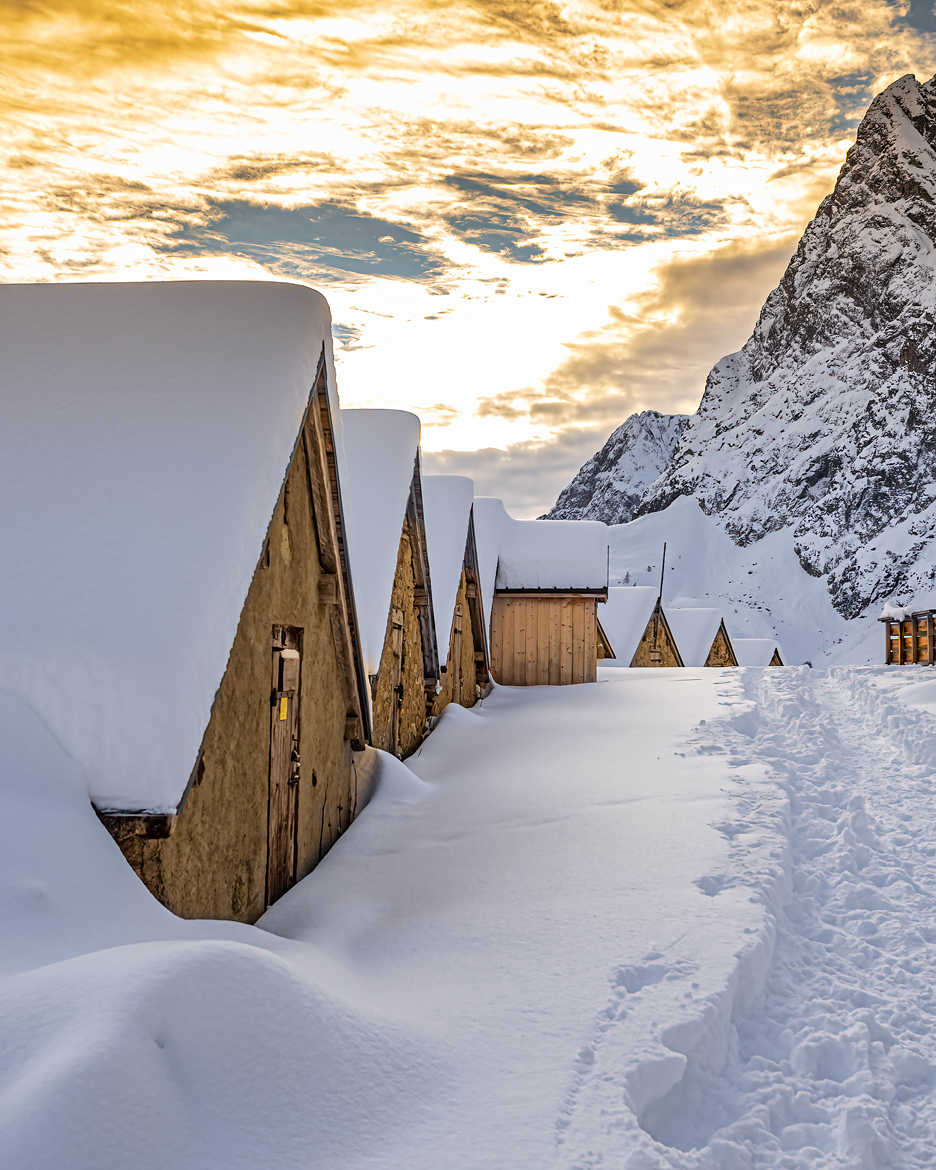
[596,587,784,670]
[0,281,782,926]
[0,280,614,924]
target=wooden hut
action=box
[422,476,490,713]
[342,410,440,756]
[667,608,739,667]
[0,281,371,923]
[734,638,784,667]
[879,601,936,664]
[473,503,613,685]
[597,586,684,667]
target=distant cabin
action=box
[475,503,613,685]
[343,410,440,757]
[0,281,371,923]
[422,476,490,713]
[879,602,936,664]
[598,586,683,667]
[734,638,784,667]
[667,608,739,667]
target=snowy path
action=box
[582,667,936,1169]
[5,668,936,1169]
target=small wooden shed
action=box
[667,608,739,667]
[598,586,684,667]
[0,281,371,923]
[879,602,936,664]
[477,514,612,685]
[422,476,490,713]
[734,638,784,667]
[342,410,440,757]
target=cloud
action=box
[434,236,797,514]
[162,198,448,282]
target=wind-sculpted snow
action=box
[551,74,936,620]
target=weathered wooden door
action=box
[388,606,405,756]
[451,602,464,704]
[267,626,301,906]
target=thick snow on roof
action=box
[734,638,783,667]
[666,608,726,667]
[879,594,936,621]
[0,280,337,812]
[341,410,420,676]
[496,517,610,592]
[597,587,659,666]
[472,497,511,628]
[422,476,474,668]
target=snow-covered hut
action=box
[667,608,738,667]
[879,599,936,664]
[475,505,613,685]
[422,476,490,712]
[733,638,784,667]
[0,281,371,921]
[597,586,683,667]
[342,410,440,756]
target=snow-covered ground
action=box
[3,666,936,1167]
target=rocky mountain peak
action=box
[549,73,936,619]
[544,410,688,524]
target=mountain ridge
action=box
[548,73,936,618]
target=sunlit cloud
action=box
[2,0,936,512]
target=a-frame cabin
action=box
[734,638,784,667]
[342,410,440,757]
[0,281,371,923]
[667,608,739,667]
[599,586,684,667]
[422,476,490,713]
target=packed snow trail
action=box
[566,667,936,1168]
[4,668,936,1168]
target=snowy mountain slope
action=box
[551,74,936,622]
[604,496,858,665]
[545,411,688,523]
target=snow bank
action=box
[421,476,473,668]
[597,586,659,666]
[341,410,420,676]
[0,695,447,1169]
[733,637,783,667]
[0,280,337,812]
[666,607,725,667]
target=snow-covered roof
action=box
[422,476,474,669]
[666,608,727,667]
[879,595,936,621]
[341,410,421,676]
[733,638,783,667]
[472,497,511,628]
[0,280,340,812]
[597,587,660,666]
[495,518,609,592]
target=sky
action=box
[3,2,936,515]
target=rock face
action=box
[550,74,936,617]
[545,411,688,524]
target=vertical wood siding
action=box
[491,594,598,685]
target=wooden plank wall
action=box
[491,595,598,685]
[885,615,936,664]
